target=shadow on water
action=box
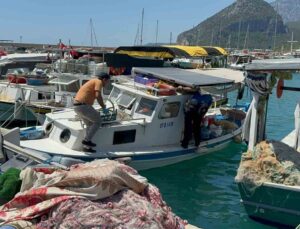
[141,142,275,229]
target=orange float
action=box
[146,82,176,96]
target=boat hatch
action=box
[135,97,157,116]
[113,129,136,145]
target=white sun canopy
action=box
[132,67,235,88]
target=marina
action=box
[1,0,300,228]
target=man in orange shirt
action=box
[73,72,110,152]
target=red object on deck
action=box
[7,74,27,84]
[146,82,176,96]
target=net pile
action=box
[235,140,300,190]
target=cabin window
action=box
[113,129,136,144]
[38,92,52,100]
[109,87,121,102]
[158,102,180,119]
[60,81,80,93]
[116,92,136,109]
[135,98,157,116]
[60,129,71,143]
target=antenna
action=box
[273,1,278,50]
[140,8,144,45]
[155,20,159,45]
[287,32,298,54]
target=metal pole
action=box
[155,20,159,45]
[140,8,144,45]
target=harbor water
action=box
[141,74,300,229]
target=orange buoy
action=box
[147,82,176,96]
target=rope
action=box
[245,72,271,96]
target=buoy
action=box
[277,78,284,98]
[147,82,176,96]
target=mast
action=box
[140,8,144,45]
[237,19,242,50]
[134,24,140,46]
[210,30,214,46]
[273,1,278,50]
[89,18,98,48]
[90,18,93,48]
[287,32,298,54]
[155,20,159,45]
[169,32,172,45]
[243,24,249,50]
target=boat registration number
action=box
[160,121,174,128]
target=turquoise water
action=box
[141,75,300,229]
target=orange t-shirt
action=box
[75,78,102,105]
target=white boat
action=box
[0,79,56,124]
[236,58,300,228]
[2,67,246,171]
[0,53,58,77]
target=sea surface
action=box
[141,74,300,229]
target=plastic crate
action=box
[134,74,158,85]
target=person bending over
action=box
[73,72,110,152]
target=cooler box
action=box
[134,74,158,85]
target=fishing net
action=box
[235,140,300,193]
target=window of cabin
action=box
[158,102,180,119]
[116,92,136,109]
[109,87,121,102]
[60,81,80,93]
[38,92,52,100]
[135,98,157,116]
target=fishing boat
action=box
[0,67,247,171]
[235,58,300,228]
[0,76,56,125]
[0,53,58,77]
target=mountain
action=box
[271,0,300,23]
[177,0,289,50]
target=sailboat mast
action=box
[237,19,242,50]
[210,30,214,46]
[243,24,249,50]
[170,32,172,45]
[273,1,278,50]
[155,20,159,45]
[287,32,298,54]
[140,8,144,45]
[134,24,140,46]
[90,18,93,48]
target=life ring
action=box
[277,78,284,98]
[147,82,176,96]
[109,67,125,75]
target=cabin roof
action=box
[245,59,300,71]
[132,67,234,88]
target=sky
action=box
[0,0,273,47]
